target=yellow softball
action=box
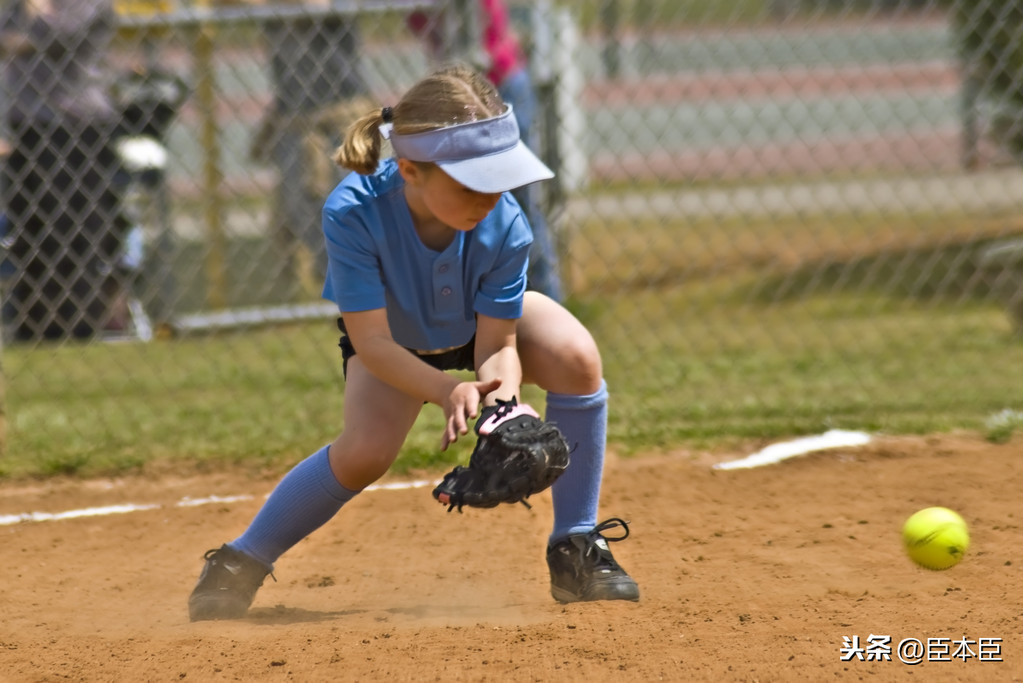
[902,507,969,570]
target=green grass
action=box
[3,201,1023,481]
[2,288,1020,481]
[566,197,1023,295]
[586,286,1023,450]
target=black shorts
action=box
[337,318,475,378]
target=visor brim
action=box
[437,141,554,194]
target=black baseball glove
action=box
[433,398,570,512]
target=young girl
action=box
[188,65,639,621]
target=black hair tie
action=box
[381,106,394,123]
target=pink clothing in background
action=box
[479,0,524,87]
[408,0,525,87]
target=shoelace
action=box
[576,517,631,568]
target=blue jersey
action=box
[321,158,532,352]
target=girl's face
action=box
[399,160,503,232]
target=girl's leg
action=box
[517,292,639,603]
[327,357,426,491]
[517,292,605,540]
[545,381,608,540]
[230,357,423,567]
[226,444,351,569]
[189,357,422,621]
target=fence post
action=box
[549,5,587,195]
[600,0,620,79]
[194,2,227,310]
[0,333,5,457]
[960,67,980,171]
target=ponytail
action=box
[333,108,388,175]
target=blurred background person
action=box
[0,0,125,341]
[408,0,563,301]
[250,0,373,298]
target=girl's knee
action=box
[570,334,602,367]
[553,336,604,390]
[329,433,401,490]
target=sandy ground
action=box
[1,432,1022,682]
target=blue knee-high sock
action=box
[229,445,357,569]
[547,380,608,545]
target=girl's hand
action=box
[441,377,502,450]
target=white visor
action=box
[385,105,554,193]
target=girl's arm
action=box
[344,308,500,449]
[474,312,522,405]
[344,307,457,405]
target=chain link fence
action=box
[2,0,1022,464]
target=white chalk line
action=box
[0,480,437,527]
[713,429,872,470]
[3,430,874,527]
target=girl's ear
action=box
[396,158,423,186]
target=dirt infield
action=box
[1,433,1021,682]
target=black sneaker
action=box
[188,544,273,622]
[546,518,640,603]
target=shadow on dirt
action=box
[244,602,531,625]
[246,605,366,625]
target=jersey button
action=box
[438,264,449,273]
[441,286,453,296]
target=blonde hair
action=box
[333,64,505,175]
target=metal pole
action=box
[954,1,980,174]
[601,0,620,79]
[193,7,227,310]
[961,69,980,171]
[0,332,6,457]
